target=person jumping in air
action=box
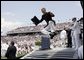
[39,8,56,39]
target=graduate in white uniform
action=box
[78,30,83,59]
[71,17,82,50]
[71,26,76,48]
[60,27,67,47]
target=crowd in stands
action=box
[1,19,83,59]
[1,35,37,57]
[1,32,67,56]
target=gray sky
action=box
[1,1,83,35]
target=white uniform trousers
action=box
[73,31,82,50]
[41,21,55,35]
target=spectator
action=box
[5,41,17,59]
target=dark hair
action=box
[63,26,66,30]
[72,17,76,21]
[11,41,14,46]
[64,27,66,30]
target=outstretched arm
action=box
[39,15,44,23]
[39,18,43,23]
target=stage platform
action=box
[21,47,78,59]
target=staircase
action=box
[21,48,77,59]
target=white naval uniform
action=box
[60,30,67,47]
[41,21,55,35]
[78,28,83,59]
[78,45,83,59]
[71,21,81,50]
[71,30,76,48]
